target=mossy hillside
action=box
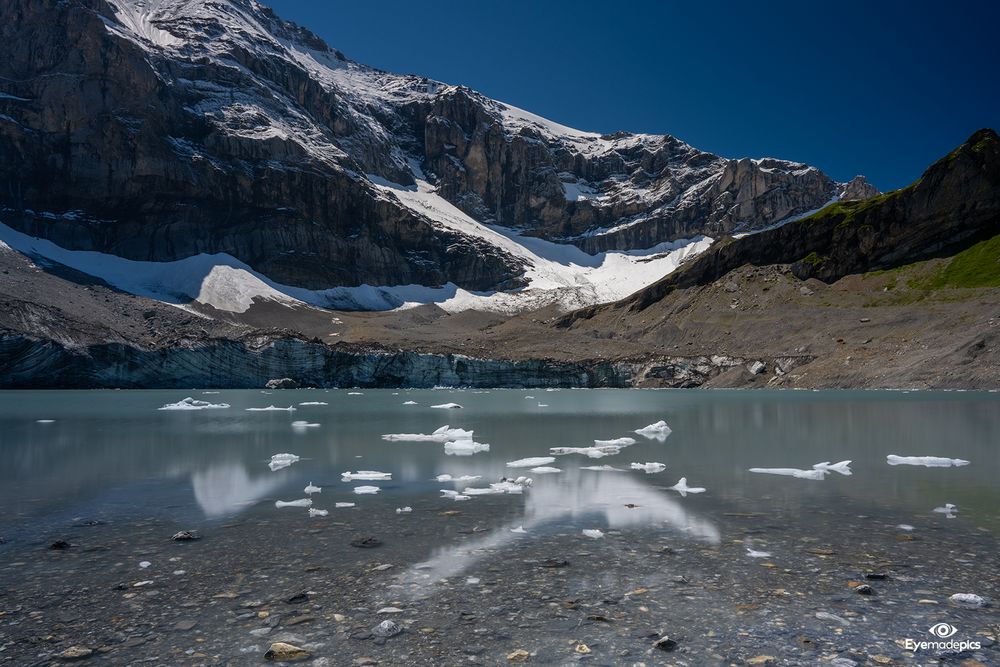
[911,233,1000,289]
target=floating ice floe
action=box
[291,420,320,432]
[395,507,412,514]
[506,456,556,468]
[353,485,380,495]
[748,467,827,480]
[139,561,151,569]
[667,477,706,497]
[275,498,312,508]
[431,403,463,409]
[435,474,482,483]
[580,464,625,471]
[524,396,535,400]
[159,397,231,411]
[402,400,418,405]
[511,525,527,534]
[444,440,490,456]
[463,478,531,496]
[382,425,474,442]
[36,419,55,423]
[537,403,548,408]
[949,593,988,607]
[582,529,604,539]
[268,453,300,471]
[630,462,666,474]
[812,460,852,475]
[308,508,328,517]
[530,466,562,474]
[246,405,296,412]
[440,490,471,501]
[551,445,621,458]
[594,437,637,447]
[335,502,356,508]
[886,454,970,468]
[897,524,915,531]
[933,503,958,518]
[304,482,322,495]
[342,470,392,481]
[298,401,328,406]
[746,547,772,558]
[634,420,672,441]
[347,392,364,395]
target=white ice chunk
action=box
[435,474,481,483]
[511,525,527,534]
[304,482,322,495]
[524,396,535,399]
[812,460,852,475]
[550,445,621,458]
[403,400,418,405]
[537,403,548,407]
[246,405,296,412]
[667,477,706,497]
[630,462,666,474]
[897,524,915,531]
[443,440,490,456]
[347,392,364,395]
[506,456,555,468]
[431,402,463,409]
[139,561,151,569]
[353,485,380,495]
[594,437,636,447]
[746,547,772,558]
[341,470,392,481]
[749,467,828,480]
[933,503,958,518]
[36,419,56,423]
[335,502,356,508]
[580,464,625,471]
[395,506,412,513]
[377,606,404,614]
[275,498,312,508]
[159,397,231,411]
[886,454,970,467]
[291,420,320,432]
[582,529,604,539]
[268,453,300,471]
[308,508,328,517]
[298,401,328,406]
[382,425,474,442]
[530,466,562,474]
[634,420,672,441]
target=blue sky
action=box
[266,0,998,191]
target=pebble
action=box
[57,645,93,660]
[173,619,197,631]
[264,641,310,662]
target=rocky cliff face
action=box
[0,0,874,295]
[564,129,1000,318]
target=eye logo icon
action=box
[928,622,958,638]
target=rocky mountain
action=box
[0,0,874,307]
[0,130,997,389]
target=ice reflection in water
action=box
[191,462,284,518]
[399,467,718,599]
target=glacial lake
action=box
[1,389,998,665]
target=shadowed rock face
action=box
[0,0,873,293]
[0,0,524,290]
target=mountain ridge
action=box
[0,0,874,309]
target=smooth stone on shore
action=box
[57,645,93,660]
[264,642,310,662]
[173,619,197,631]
